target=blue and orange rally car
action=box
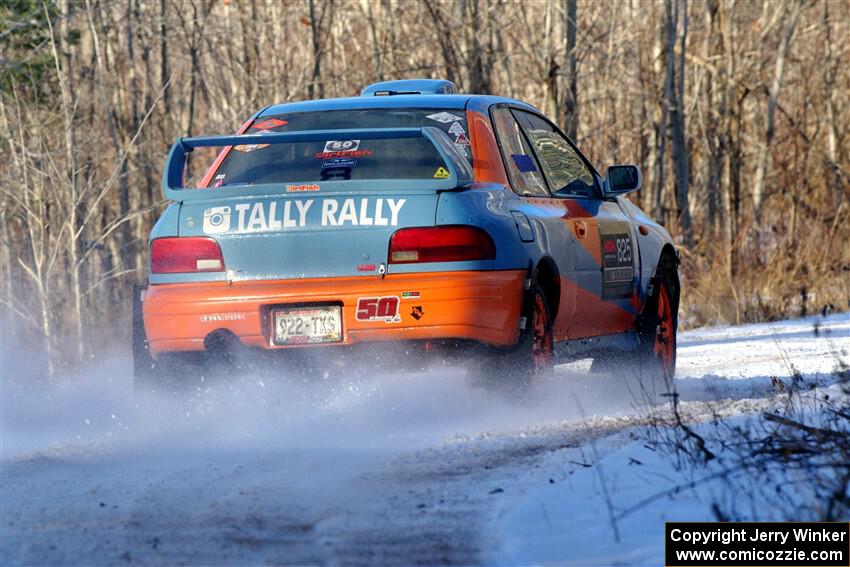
[132,79,679,392]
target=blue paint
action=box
[360,79,458,96]
[511,154,536,172]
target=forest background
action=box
[1,0,848,374]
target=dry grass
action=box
[679,204,850,329]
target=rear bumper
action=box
[143,270,525,356]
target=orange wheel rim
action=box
[532,295,553,372]
[652,285,674,375]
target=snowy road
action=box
[2,314,848,565]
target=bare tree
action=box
[564,0,578,140]
[1,0,848,370]
[752,0,803,221]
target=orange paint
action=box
[143,270,525,356]
[467,110,509,185]
[197,117,255,188]
[556,277,636,340]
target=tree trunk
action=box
[564,0,578,140]
[467,0,489,94]
[752,0,802,221]
[56,0,85,366]
[703,0,724,239]
[670,0,691,246]
[654,0,675,223]
[365,0,384,81]
[307,0,326,99]
[422,0,460,86]
[160,0,170,118]
[822,0,843,213]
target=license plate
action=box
[272,305,342,345]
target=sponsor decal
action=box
[448,123,469,154]
[252,118,287,130]
[213,173,226,188]
[511,154,537,172]
[356,296,400,323]
[322,139,360,153]
[199,197,407,233]
[448,122,465,136]
[410,306,424,320]
[321,158,357,169]
[357,264,377,272]
[600,222,635,300]
[286,184,320,192]
[200,312,246,323]
[433,166,450,179]
[401,291,421,300]
[314,149,373,160]
[234,143,270,152]
[203,206,231,233]
[426,112,463,124]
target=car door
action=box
[511,109,639,339]
[489,106,577,341]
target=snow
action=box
[489,313,849,566]
[1,313,847,565]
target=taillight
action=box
[388,226,496,264]
[150,237,225,274]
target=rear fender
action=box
[435,185,534,272]
[149,203,181,240]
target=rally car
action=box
[133,79,679,394]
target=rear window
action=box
[210,108,472,187]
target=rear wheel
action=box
[529,291,555,375]
[473,285,554,393]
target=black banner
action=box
[665,522,849,567]
[599,223,634,300]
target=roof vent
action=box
[361,79,458,96]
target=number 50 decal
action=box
[356,296,401,323]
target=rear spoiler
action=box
[161,127,473,202]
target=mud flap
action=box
[132,284,156,383]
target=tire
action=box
[473,284,555,393]
[630,276,678,402]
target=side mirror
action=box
[604,165,642,195]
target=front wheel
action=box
[632,277,677,401]
[648,278,677,381]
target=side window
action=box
[490,107,550,197]
[513,110,598,198]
